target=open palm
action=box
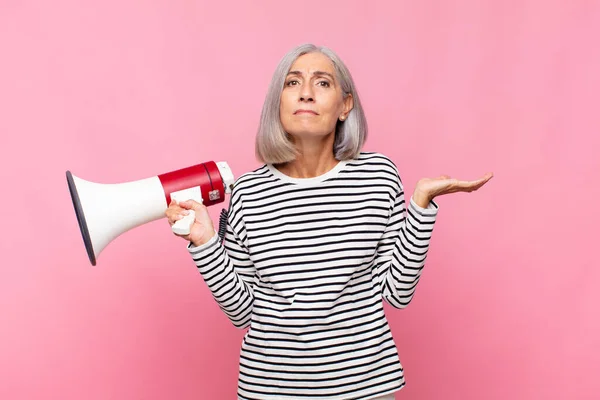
[414,172,494,204]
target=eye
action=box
[286,79,300,86]
[317,80,330,87]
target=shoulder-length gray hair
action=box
[255,43,368,164]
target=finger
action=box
[175,209,191,218]
[167,203,181,212]
[177,210,189,218]
[168,212,189,226]
[475,172,493,184]
[179,200,193,209]
[471,173,492,186]
[169,204,191,217]
[166,213,175,225]
[456,177,489,192]
[166,206,183,217]
[180,200,204,210]
[472,173,493,188]
[452,180,481,192]
[473,177,492,190]
[166,207,188,220]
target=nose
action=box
[299,83,314,102]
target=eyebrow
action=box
[287,70,335,80]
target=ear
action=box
[341,93,354,119]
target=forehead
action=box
[288,52,335,75]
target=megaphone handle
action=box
[170,190,202,236]
[172,209,196,236]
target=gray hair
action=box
[255,43,368,164]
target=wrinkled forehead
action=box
[288,52,337,78]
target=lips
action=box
[294,109,318,115]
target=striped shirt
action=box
[187,152,439,399]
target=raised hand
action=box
[412,172,493,208]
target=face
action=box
[279,52,353,140]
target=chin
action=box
[285,124,334,139]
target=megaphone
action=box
[66,161,235,266]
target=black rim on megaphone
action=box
[66,171,97,266]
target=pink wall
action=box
[1,1,598,399]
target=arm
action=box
[186,196,256,329]
[374,173,439,309]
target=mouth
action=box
[294,110,318,115]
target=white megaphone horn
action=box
[66,161,235,266]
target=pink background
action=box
[1,1,599,399]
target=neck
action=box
[276,133,338,178]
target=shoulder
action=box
[232,164,271,188]
[351,152,402,183]
[226,164,273,207]
[353,151,398,168]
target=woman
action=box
[166,44,492,400]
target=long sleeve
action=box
[374,174,439,309]
[194,154,439,399]
[186,195,256,329]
